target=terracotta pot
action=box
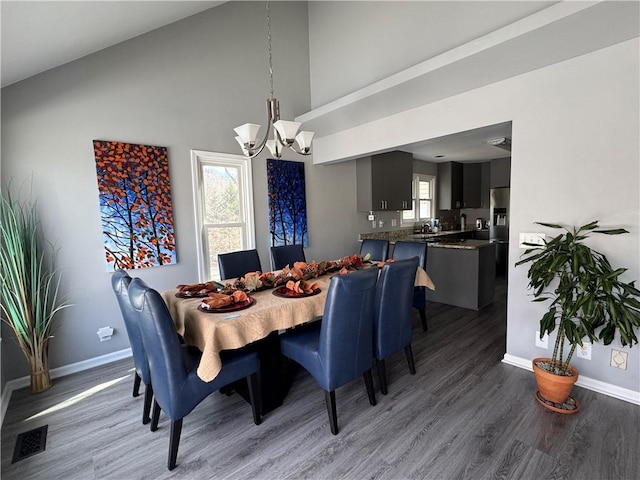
[532,357,578,404]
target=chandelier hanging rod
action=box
[234,0,314,159]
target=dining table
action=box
[161,264,434,413]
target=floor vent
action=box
[12,425,48,463]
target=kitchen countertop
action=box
[359,228,493,250]
[394,236,494,250]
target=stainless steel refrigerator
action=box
[490,187,510,276]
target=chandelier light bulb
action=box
[234,123,261,148]
[265,138,283,158]
[295,131,315,153]
[273,120,301,145]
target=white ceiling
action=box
[2,1,635,163]
[0,1,225,88]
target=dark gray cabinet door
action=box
[357,151,413,211]
[463,163,482,208]
[490,157,511,188]
[437,161,463,210]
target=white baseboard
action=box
[502,353,640,405]
[1,348,132,426]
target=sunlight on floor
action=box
[24,372,132,422]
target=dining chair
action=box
[270,244,306,270]
[279,267,379,435]
[373,256,420,394]
[218,249,262,280]
[392,240,429,331]
[359,238,389,262]
[128,277,261,470]
[111,270,153,425]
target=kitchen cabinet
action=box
[357,151,413,211]
[490,157,511,188]
[462,163,482,208]
[481,161,491,208]
[437,161,462,210]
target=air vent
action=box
[12,425,48,463]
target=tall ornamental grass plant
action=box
[0,187,70,392]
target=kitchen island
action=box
[360,229,496,310]
[414,237,495,310]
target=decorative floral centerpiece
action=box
[217,254,369,294]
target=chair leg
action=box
[324,390,339,435]
[142,383,153,425]
[132,372,141,397]
[247,373,262,425]
[404,344,417,375]
[168,418,183,470]
[150,400,161,432]
[375,359,388,395]
[419,308,428,332]
[363,369,377,406]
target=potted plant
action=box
[0,186,71,393]
[516,221,640,413]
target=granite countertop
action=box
[392,235,494,249]
[360,228,493,249]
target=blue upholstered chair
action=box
[359,239,389,262]
[373,257,420,394]
[111,270,153,425]
[270,244,306,270]
[392,240,429,331]
[218,249,262,280]
[279,267,379,435]
[128,277,261,470]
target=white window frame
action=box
[402,173,436,225]
[191,150,255,282]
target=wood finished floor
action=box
[2,278,639,479]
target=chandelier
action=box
[234,1,314,159]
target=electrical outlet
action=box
[519,232,546,249]
[371,220,376,228]
[576,342,592,360]
[378,220,384,228]
[391,219,397,227]
[97,326,114,342]
[610,349,628,369]
[535,331,549,349]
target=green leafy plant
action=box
[516,221,640,375]
[0,186,71,392]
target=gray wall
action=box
[307,1,551,107]
[0,1,361,384]
[305,0,640,394]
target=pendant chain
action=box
[267,0,274,100]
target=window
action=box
[402,174,435,224]
[191,150,255,281]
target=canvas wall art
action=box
[93,140,177,271]
[267,158,308,247]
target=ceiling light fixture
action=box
[234,1,314,159]
[486,137,512,151]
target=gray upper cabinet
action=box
[462,163,482,208]
[481,161,491,208]
[437,161,463,210]
[356,151,413,211]
[490,157,511,188]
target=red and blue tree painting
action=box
[93,140,177,271]
[267,158,308,247]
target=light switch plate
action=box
[519,232,545,249]
[610,349,628,369]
